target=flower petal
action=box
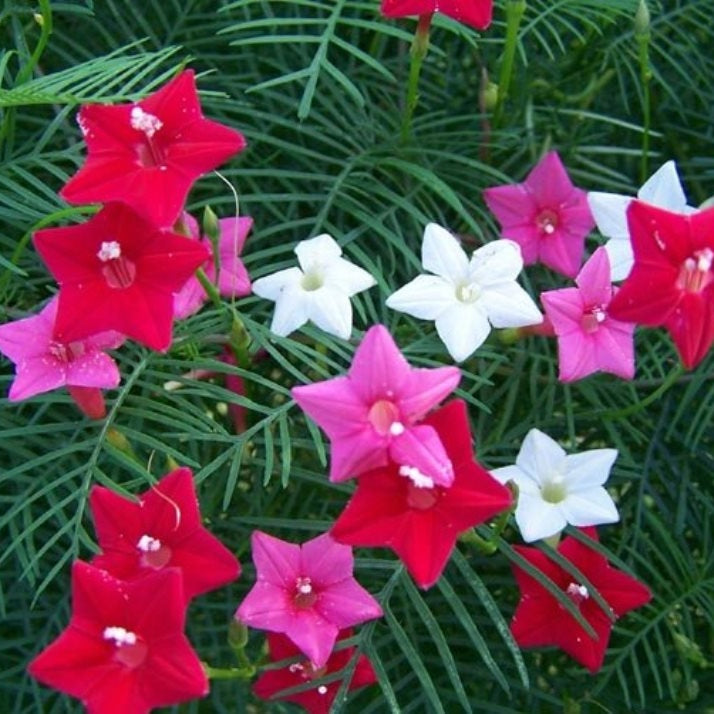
[434,302,491,362]
[306,286,353,339]
[386,275,456,320]
[638,160,688,210]
[559,488,619,527]
[515,429,566,486]
[515,493,568,542]
[421,223,469,281]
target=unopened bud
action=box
[202,205,220,245]
[228,619,249,650]
[634,0,650,37]
[483,82,499,112]
[33,13,44,26]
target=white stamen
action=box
[543,223,555,235]
[97,241,121,262]
[697,248,713,272]
[593,308,606,323]
[137,534,162,553]
[317,685,328,695]
[130,106,163,138]
[399,465,435,489]
[289,663,304,673]
[389,421,405,436]
[566,583,589,600]
[103,626,137,646]
[296,576,313,594]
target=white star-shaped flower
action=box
[385,223,542,362]
[252,233,376,339]
[588,160,697,281]
[491,428,619,543]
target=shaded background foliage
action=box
[1,0,713,711]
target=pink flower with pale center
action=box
[483,151,595,278]
[236,531,382,668]
[0,296,123,401]
[60,70,246,229]
[173,212,253,319]
[291,324,460,485]
[541,247,636,382]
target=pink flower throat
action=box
[294,576,317,609]
[536,208,559,235]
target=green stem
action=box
[203,663,255,680]
[493,0,526,128]
[459,528,498,555]
[195,267,223,309]
[637,28,652,183]
[400,13,432,144]
[604,364,685,420]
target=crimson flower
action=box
[61,70,246,228]
[253,630,376,714]
[380,0,493,30]
[483,151,594,278]
[90,467,240,603]
[28,562,208,713]
[510,529,651,673]
[608,201,714,369]
[34,203,209,351]
[332,399,512,588]
[236,531,382,668]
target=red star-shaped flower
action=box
[28,562,208,713]
[510,529,651,673]
[380,0,493,30]
[34,202,209,351]
[61,70,246,228]
[331,400,512,589]
[90,467,240,604]
[608,201,714,369]
[253,630,376,714]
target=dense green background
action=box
[1,0,713,711]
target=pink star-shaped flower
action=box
[235,531,382,668]
[34,202,209,351]
[541,247,636,381]
[90,467,240,604]
[510,528,651,673]
[0,296,123,402]
[331,400,512,589]
[380,0,493,30]
[61,70,246,228]
[253,629,376,714]
[28,562,208,713]
[608,201,714,369]
[173,212,253,319]
[291,324,460,485]
[483,151,595,278]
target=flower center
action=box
[103,626,148,668]
[536,208,559,235]
[540,475,567,504]
[406,482,440,510]
[293,576,317,609]
[566,582,590,605]
[300,271,324,291]
[580,305,607,333]
[130,107,163,138]
[399,464,435,489]
[368,399,404,437]
[455,282,480,304]
[131,108,166,168]
[136,534,172,569]
[677,248,714,293]
[48,340,85,363]
[98,241,137,289]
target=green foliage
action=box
[1,0,714,712]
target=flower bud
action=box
[634,0,650,37]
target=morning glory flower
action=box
[252,234,376,339]
[588,160,697,281]
[291,324,460,485]
[541,247,636,382]
[491,428,619,543]
[511,528,651,673]
[235,531,382,668]
[484,151,594,278]
[386,223,542,362]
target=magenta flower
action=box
[60,70,246,229]
[541,247,636,382]
[173,212,253,319]
[0,296,123,401]
[291,324,460,485]
[235,531,382,668]
[483,151,595,278]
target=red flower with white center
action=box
[483,151,595,278]
[89,467,240,604]
[510,528,651,673]
[253,629,376,714]
[28,562,208,713]
[331,399,512,588]
[608,200,714,369]
[61,70,246,228]
[34,202,209,351]
[380,0,493,30]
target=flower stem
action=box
[459,528,498,555]
[196,267,223,309]
[636,1,652,183]
[203,663,255,680]
[605,363,685,420]
[400,13,433,143]
[493,0,527,128]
